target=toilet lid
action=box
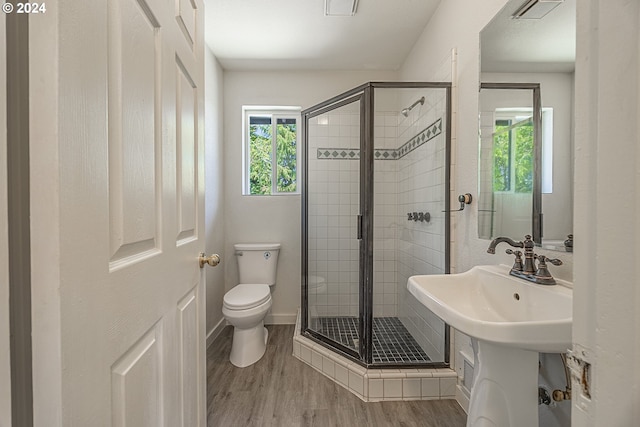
[224,284,271,310]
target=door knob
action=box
[199,252,221,268]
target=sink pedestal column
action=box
[468,339,539,427]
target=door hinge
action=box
[357,214,363,240]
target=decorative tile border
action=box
[292,310,458,402]
[317,148,360,160]
[317,118,442,161]
[396,118,443,159]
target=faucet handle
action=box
[534,255,563,285]
[537,255,563,266]
[506,249,524,272]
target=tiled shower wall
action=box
[392,91,447,363]
[373,112,400,317]
[307,90,448,362]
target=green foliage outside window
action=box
[248,116,297,195]
[249,123,273,195]
[513,123,533,193]
[275,121,297,193]
[492,118,533,194]
[493,121,511,192]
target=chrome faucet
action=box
[487,235,562,285]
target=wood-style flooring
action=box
[207,325,467,427]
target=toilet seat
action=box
[223,284,271,310]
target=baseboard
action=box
[206,318,227,349]
[456,385,470,414]
[265,312,297,325]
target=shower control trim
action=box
[407,212,431,223]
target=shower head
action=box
[401,96,425,117]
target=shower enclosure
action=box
[301,82,452,367]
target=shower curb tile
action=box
[439,377,457,397]
[403,378,421,398]
[422,378,440,398]
[349,371,365,396]
[380,372,405,379]
[335,364,349,387]
[349,363,367,376]
[383,378,403,398]
[300,345,312,363]
[322,356,335,378]
[369,379,384,399]
[333,355,350,368]
[434,369,457,378]
[405,371,429,378]
[312,350,323,369]
[365,371,381,379]
[314,345,330,358]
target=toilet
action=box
[223,243,281,368]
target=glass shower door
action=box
[303,94,363,356]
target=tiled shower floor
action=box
[312,316,431,364]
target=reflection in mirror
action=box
[479,85,538,242]
[478,0,575,251]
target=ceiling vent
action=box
[325,0,359,16]
[512,0,564,19]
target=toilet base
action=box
[229,323,268,368]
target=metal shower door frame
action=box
[301,81,452,368]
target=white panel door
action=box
[0,11,11,427]
[29,0,206,425]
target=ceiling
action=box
[481,0,576,73]
[204,0,442,71]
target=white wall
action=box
[400,0,573,422]
[0,12,11,426]
[222,70,396,324]
[572,1,640,424]
[204,48,227,344]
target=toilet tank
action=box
[234,243,281,285]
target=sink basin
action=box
[408,265,573,427]
[407,264,572,352]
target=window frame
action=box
[242,106,301,196]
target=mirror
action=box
[477,0,575,251]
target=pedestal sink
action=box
[407,264,572,427]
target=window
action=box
[243,107,300,195]
[492,115,533,193]
[492,108,553,194]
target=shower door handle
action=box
[357,214,363,240]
